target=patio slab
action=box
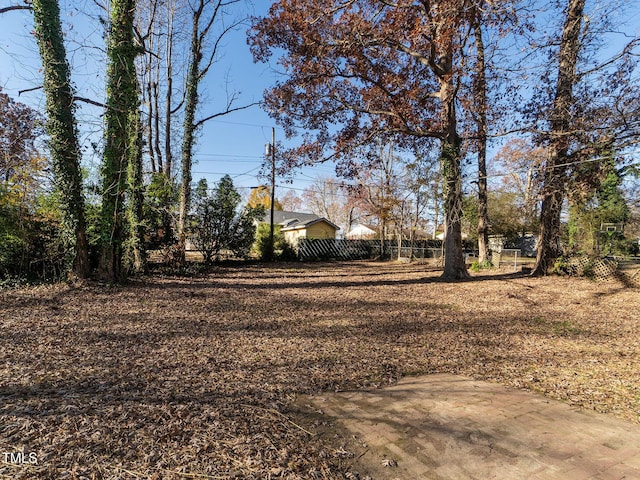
[306,374,640,479]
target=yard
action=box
[1,262,639,479]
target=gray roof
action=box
[260,210,339,231]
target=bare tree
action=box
[352,143,406,258]
[136,0,187,178]
[177,0,255,257]
[471,3,490,264]
[493,138,545,235]
[302,177,351,232]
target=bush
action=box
[0,186,69,281]
[0,215,67,281]
[470,260,493,272]
[254,223,297,261]
[143,173,178,250]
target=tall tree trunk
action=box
[32,0,90,278]
[177,2,203,259]
[532,0,586,275]
[153,76,163,171]
[100,0,139,282]
[125,83,146,274]
[439,74,469,280]
[410,193,420,260]
[473,7,490,265]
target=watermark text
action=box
[2,452,38,465]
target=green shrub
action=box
[552,256,570,275]
[470,260,493,272]
[254,223,297,261]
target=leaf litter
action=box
[0,261,639,478]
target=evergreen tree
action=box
[192,175,262,263]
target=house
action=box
[345,223,378,239]
[346,223,433,240]
[259,211,339,246]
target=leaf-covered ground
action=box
[1,262,639,479]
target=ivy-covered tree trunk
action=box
[125,83,146,275]
[32,0,90,278]
[532,0,586,275]
[177,1,204,261]
[99,0,139,282]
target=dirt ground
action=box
[1,262,639,479]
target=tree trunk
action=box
[178,14,200,254]
[177,2,203,261]
[532,0,586,275]
[164,5,175,177]
[397,200,404,261]
[473,8,490,265]
[410,194,420,260]
[143,33,157,173]
[32,0,90,278]
[432,171,440,240]
[125,83,146,275]
[99,0,138,282]
[153,76,163,171]
[439,74,469,280]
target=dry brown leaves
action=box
[1,262,639,479]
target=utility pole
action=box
[268,128,276,261]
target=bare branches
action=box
[393,42,431,67]
[195,101,259,128]
[178,0,253,245]
[74,96,113,110]
[578,37,640,79]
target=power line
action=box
[192,166,261,178]
[195,153,264,160]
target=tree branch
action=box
[18,85,42,96]
[578,37,640,78]
[0,5,31,14]
[194,102,259,128]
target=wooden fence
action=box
[296,239,444,261]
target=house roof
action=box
[348,223,378,233]
[281,217,339,232]
[260,210,339,231]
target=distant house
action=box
[346,224,433,240]
[345,223,378,239]
[259,211,339,246]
